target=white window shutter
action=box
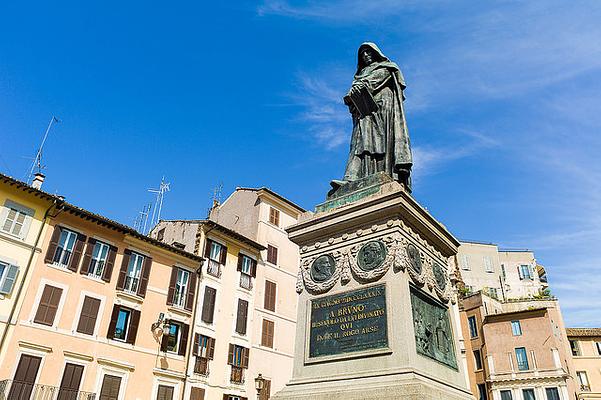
[0,264,19,295]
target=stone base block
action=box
[272,372,474,400]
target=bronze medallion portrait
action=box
[406,243,422,274]
[433,262,446,290]
[357,240,387,271]
[310,255,336,282]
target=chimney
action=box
[32,173,45,189]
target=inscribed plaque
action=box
[309,284,388,359]
[410,288,457,369]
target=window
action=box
[238,254,256,290]
[488,287,499,299]
[1,201,33,238]
[519,264,533,280]
[114,308,130,341]
[269,207,280,226]
[264,280,277,312]
[190,387,205,400]
[515,347,529,371]
[468,316,478,338]
[156,385,174,400]
[460,254,470,270]
[500,390,513,400]
[501,264,506,280]
[99,374,122,400]
[259,379,271,400]
[8,354,42,399]
[205,240,226,278]
[522,389,535,400]
[58,363,84,399]
[267,245,278,265]
[34,284,63,326]
[161,320,189,355]
[262,319,274,348]
[570,340,581,356]
[76,296,101,335]
[545,388,560,400]
[473,349,483,370]
[483,256,493,272]
[228,344,249,383]
[193,334,215,375]
[124,252,144,293]
[596,342,601,356]
[477,384,487,400]
[577,371,591,391]
[235,299,249,335]
[201,286,217,324]
[89,241,110,278]
[108,305,140,344]
[511,320,522,336]
[53,228,79,268]
[0,260,19,295]
[173,269,189,308]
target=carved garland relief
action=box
[296,219,456,304]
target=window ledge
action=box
[81,274,106,284]
[0,230,26,243]
[168,306,192,318]
[116,290,144,304]
[45,263,73,274]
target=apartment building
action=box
[152,187,304,399]
[458,242,547,301]
[0,174,204,400]
[461,292,576,400]
[0,173,60,365]
[566,328,601,399]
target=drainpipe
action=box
[0,198,63,358]
[180,222,213,399]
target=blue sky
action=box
[1,1,600,326]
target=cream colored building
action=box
[152,187,304,400]
[0,174,204,400]
[566,328,601,399]
[0,173,60,366]
[458,242,547,301]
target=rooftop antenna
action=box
[27,116,60,183]
[133,203,152,233]
[212,183,223,206]
[148,177,170,232]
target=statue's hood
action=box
[357,42,390,72]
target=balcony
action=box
[0,379,96,400]
[207,260,222,278]
[230,366,245,384]
[239,274,252,290]
[194,357,210,376]
[123,276,139,293]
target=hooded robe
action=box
[342,42,413,189]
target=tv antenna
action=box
[133,203,152,233]
[148,177,170,232]
[26,116,60,183]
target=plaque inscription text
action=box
[309,284,388,359]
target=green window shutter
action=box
[0,264,19,295]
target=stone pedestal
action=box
[273,179,474,400]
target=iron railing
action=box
[207,260,222,278]
[0,380,96,400]
[239,274,252,290]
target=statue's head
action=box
[357,43,387,71]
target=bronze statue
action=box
[332,42,413,192]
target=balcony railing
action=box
[230,366,245,384]
[0,380,96,400]
[239,274,252,290]
[123,276,139,293]
[194,357,210,376]
[207,260,222,278]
